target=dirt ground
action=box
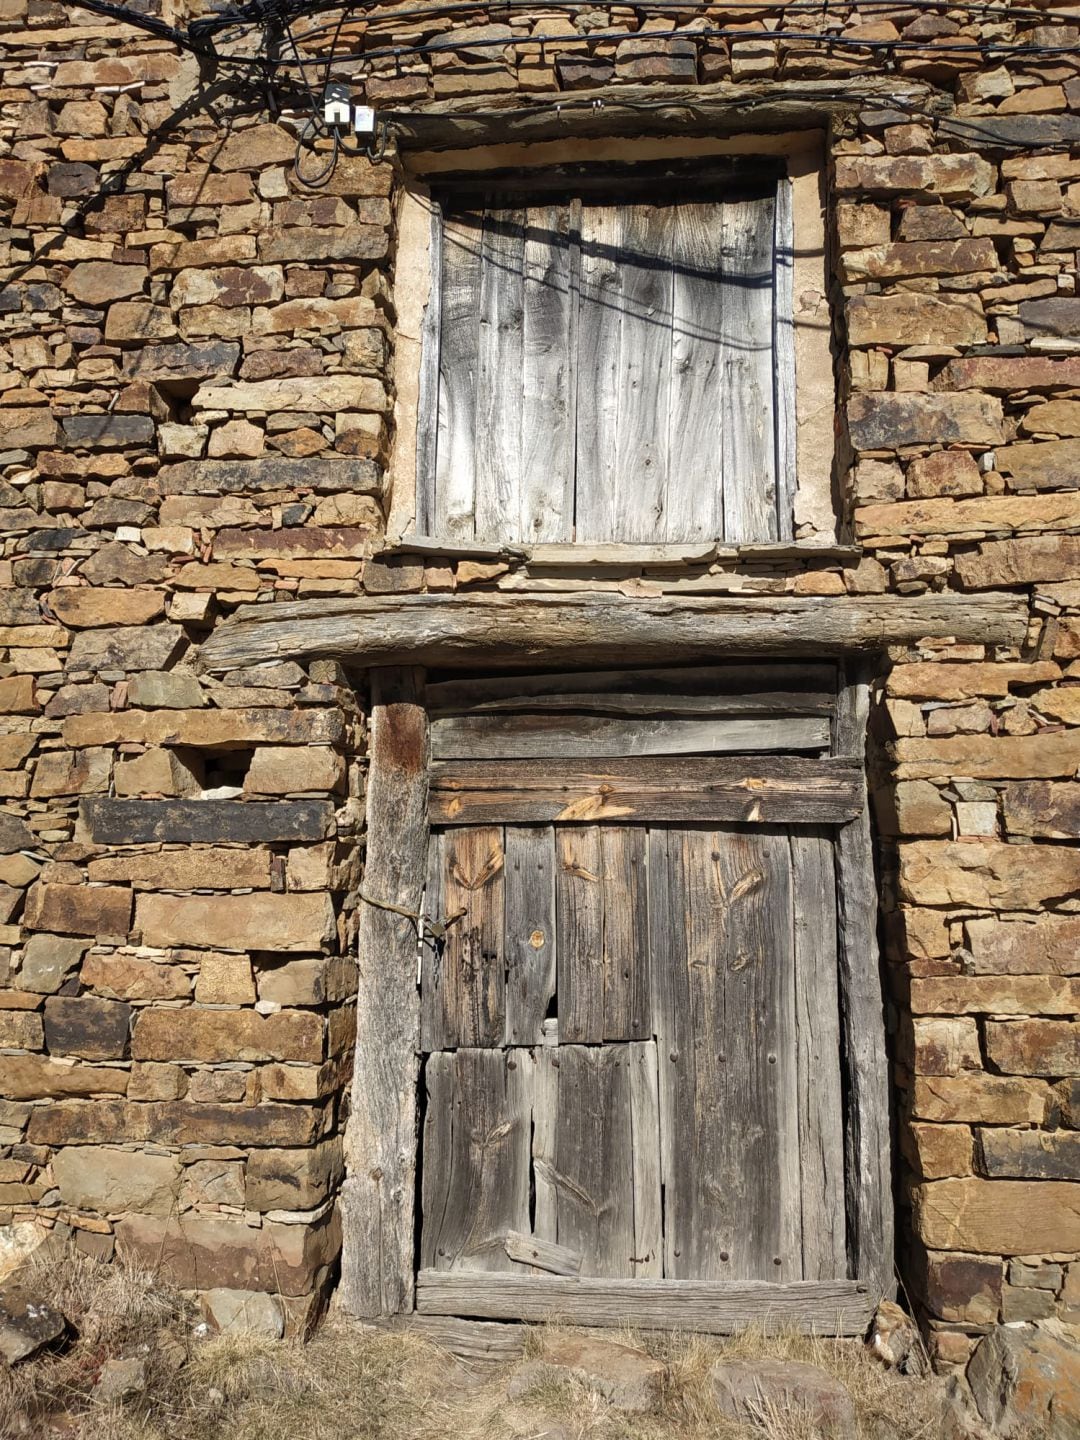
[0,1248,971,1440]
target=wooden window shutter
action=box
[417,165,798,546]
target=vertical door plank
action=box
[629,1038,663,1279]
[721,193,778,543]
[791,830,847,1281]
[773,177,797,542]
[575,203,624,542]
[558,826,649,1043]
[835,667,894,1297]
[421,1048,531,1272]
[504,824,557,1046]
[423,825,506,1049]
[521,202,576,542]
[652,826,801,1282]
[531,1039,559,1244]
[552,1044,637,1277]
[415,204,443,536]
[434,210,484,541]
[475,207,526,543]
[556,826,603,1042]
[600,827,650,1041]
[613,203,673,542]
[340,668,428,1319]
[666,202,725,543]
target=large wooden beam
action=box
[196,592,1026,674]
[416,1271,872,1334]
[339,668,428,1319]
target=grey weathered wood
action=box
[431,713,830,761]
[422,825,506,1049]
[432,690,834,719]
[504,1229,583,1276]
[722,193,778,542]
[773,175,797,541]
[430,755,864,827]
[427,662,837,712]
[791,829,847,1281]
[403,1315,527,1363]
[340,668,428,1319]
[521,201,575,542]
[557,827,649,1043]
[575,202,623,542]
[503,824,556,1046]
[629,1039,663,1279]
[835,664,894,1299]
[475,207,525,543]
[421,1048,531,1272]
[197,592,1027,673]
[415,202,443,536]
[614,203,672,542]
[667,201,724,543]
[433,209,483,540]
[80,798,334,845]
[651,827,800,1282]
[535,1042,642,1278]
[415,1271,872,1334]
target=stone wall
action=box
[1,0,1080,1355]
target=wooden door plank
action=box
[556,826,604,1043]
[415,205,443,536]
[434,210,484,541]
[721,192,778,542]
[531,1034,559,1244]
[422,825,506,1049]
[652,827,801,1282]
[426,663,838,712]
[552,1044,637,1276]
[667,201,724,543]
[432,691,835,720]
[575,203,624,542]
[773,176,797,542]
[430,755,864,828]
[557,827,649,1042]
[431,713,831,761]
[599,827,649,1041]
[340,668,428,1319]
[521,202,576,542]
[504,824,556,1046]
[416,1271,872,1335]
[613,203,673,542]
[835,667,894,1297]
[475,207,526,543]
[420,1048,531,1272]
[629,1039,663,1279]
[791,829,847,1281]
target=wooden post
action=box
[834,662,895,1301]
[340,667,429,1318]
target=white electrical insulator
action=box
[323,81,352,127]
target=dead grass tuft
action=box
[2,1247,954,1440]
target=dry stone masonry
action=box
[0,0,1079,1375]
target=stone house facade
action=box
[0,0,1079,1373]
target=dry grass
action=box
[1,1247,957,1440]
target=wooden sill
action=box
[381,537,861,568]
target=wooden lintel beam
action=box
[196,592,1027,675]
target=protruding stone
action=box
[710,1359,856,1437]
[968,1324,1080,1439]
[201,1288,285,1338]
[52,1146,180,1216]
[0,1282,67,1364]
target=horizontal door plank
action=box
[416,1271,871,1334]
[431,690,834,719]
[426,663,836,711]
[196,593,1028,673]
[431,713,830,761]
[504,1230,583,1276]
[430,756,863,825]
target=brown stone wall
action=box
[1,0,1080,1348]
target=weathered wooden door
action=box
[413,664,883,1331]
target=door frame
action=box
[339,661,893,1331]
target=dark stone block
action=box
[14,529,92,553]
[0,812,33,854]
[159,457,382,496]
[44,996,131,1061]
[0,591,42,625]
[47,162,98,197]
[60,415,155,450]
[121,341,241,381]
[80,798,336,845]
[940,114,1080,150]
[1021,298,1080,340]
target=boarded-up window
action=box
[417,162,796,546]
